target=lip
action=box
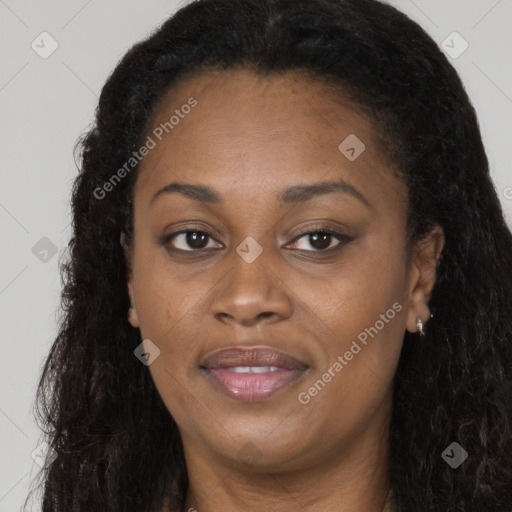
[200,346,309,401]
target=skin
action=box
[121,68,444,512]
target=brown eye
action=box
[288,229,351,252]
[164,229,221,251]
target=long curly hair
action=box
[27,0,512,510]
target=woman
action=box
[29,0,512,510]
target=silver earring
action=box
[416,316,425,336]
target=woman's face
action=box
[123,69,442,472]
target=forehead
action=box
[134,68,405,209]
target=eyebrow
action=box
[150,178,371,209]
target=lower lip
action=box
[204,368,306,401]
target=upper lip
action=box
[201,346,309,370]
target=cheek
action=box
[132,264,206,425]
[311,235,407,394]
[132,240,205,336]
[316,234,407,338]
[131,255,203,383]
[299,275,405,440]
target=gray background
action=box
[0,0,511,510]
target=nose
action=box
[210,250,293,327]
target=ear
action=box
[405,225,445,334]
[120,232,139,328]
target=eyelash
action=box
[160,225,353,254]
